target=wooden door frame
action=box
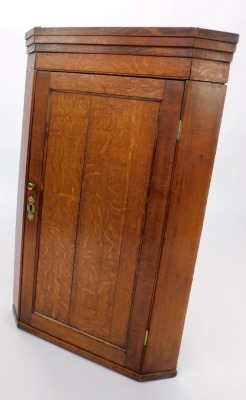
[14,70,185,379]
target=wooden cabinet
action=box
[13,27,238,381]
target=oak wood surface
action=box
[16,316,177,382]
[13,53,36,316]
[125,80,185,371]
[36,53,191,79]
[20,72,51,323]
[27,43,194,58]
[19,71,184,370]
[27,27,238,85]
[190,58,230,83]
[68,95,159,347]
[142,80,226,373]
[34,91,90,323]
[26,35,195,47]
[192,48,233,63]
[14,26,238,381]
[25,27,239,43]
[50,72,165,99]
[193,37,236,53]
[27,28,238,83]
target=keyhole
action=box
[27,196,35,221]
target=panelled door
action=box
[20,71,184,371]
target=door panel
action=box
[68,96,159,348]
[20,71,184,369]
[34,92,90,323]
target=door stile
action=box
[125,80,185,372]
[31,86,53,314]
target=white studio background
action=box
[0,1,245,399]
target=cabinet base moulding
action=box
[13,306,177,382]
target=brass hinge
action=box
[144,330,149,346]
[177,120,182,141]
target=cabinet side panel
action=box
[142,81,226,373]
[13,53,36,317]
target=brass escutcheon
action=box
[27,196,35,221]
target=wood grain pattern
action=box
[192,48,233,63]
[26,35,195,47]
[69,95,160,346]
[20,72,50,323]
[25,27,197,39]
[27,44,193,58]
[26,28,238,72]
[25,27,239,43]
[28,311,126,365]
[125,80,185,371]
[17,318,177,381]
[13,53,36,317]
[36,53,191,79]
[195,27,239,43]
[190,58,230,83]
[142,81,226,373]
[18,71,178,371]
[34,92,90,322]
[14,27,238,381]
[50,72,165,100]
[194,37,236,53]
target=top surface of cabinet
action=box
[25,26,239,42]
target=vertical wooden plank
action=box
[69,96,160,345]
[20,72,50,323]
[109,99,160,348]
[142,81,226,373]
[13,53,36,317]
[125,80,185,371]
[34,92,90,323]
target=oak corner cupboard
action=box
[13,26,238,381]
